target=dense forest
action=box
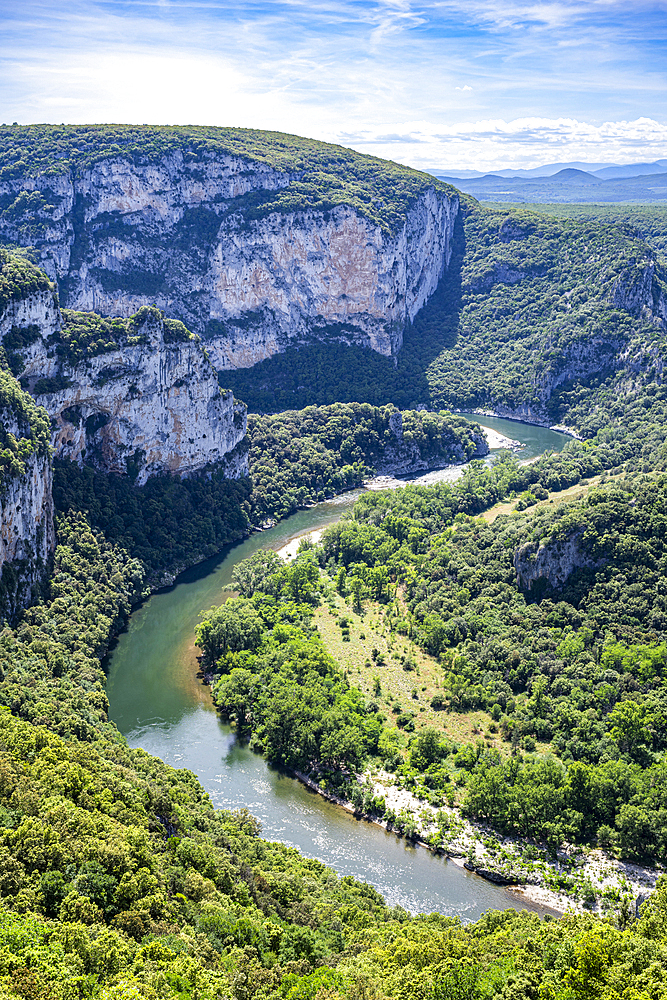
[1,514,667,996]
[52,461,252,585]
[198,472,667,861]
[4,135,667,995]
[494,203,667,264]
[247,404,484,520]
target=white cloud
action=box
[0,0,665,173]
[329,117,667,170]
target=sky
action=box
[1,0,667,172]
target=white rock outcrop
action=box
[514,531,604,593]
[1,295,248,487]
[0,381,54,620]
[0,151,459,370]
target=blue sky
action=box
[2,0,667,171]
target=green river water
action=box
[107,416,569,919]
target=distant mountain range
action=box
[430,159,667,202]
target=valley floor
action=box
[269,477,663,920]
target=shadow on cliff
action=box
[224,212,465,413]
[397,208,465,400]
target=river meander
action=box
[107,415,569,919]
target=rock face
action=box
[371,412,488,476]
[611,262,667,324]
[0,371,54,621]
[1,296,248,486]
[0,150,459,370]
[514,531,604,594]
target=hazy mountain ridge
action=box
[433,163,667,203]
[432,158,667,181]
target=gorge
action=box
[2,124,667,998]
[0,125,460,370]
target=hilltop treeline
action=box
[0,123,458,236]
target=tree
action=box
[283,556,319,603]
[349,575,365,611]
[231,549,284,597]
[195,598,264,666]
[320,726,365,772]
[409,727,444,769]
[616,803,656,858]
[433,964,483,1000]
[608,700,652,762]
[213,668,256,729]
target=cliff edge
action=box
[0,125,461,370]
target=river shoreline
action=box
[290,767,568,915]
[147,412,566,590]
[108,413,604,919]
[284,753,662,918]
[205,493,665,920]
[465,407,582,441]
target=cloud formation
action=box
[334,116,667,170]
[0,0,665,170]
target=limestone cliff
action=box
[514,531,604,594]
[0,126,460,370]
[0,367,54,620]
[2,302,248,486]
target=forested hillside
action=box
[491,203,667,264]
[0,123,457,237]
[247,404,484,520]
[228,204,667,424]
[320,475,667,854]
[2,511,667,995]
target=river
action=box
[106,415,568,919]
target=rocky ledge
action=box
[1,292,248,486]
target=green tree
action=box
[195,598,264,666]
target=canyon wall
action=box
[0,149,459,370]
[1,296,248,486]
[0,366,54,621]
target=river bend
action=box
[107,415,568,918]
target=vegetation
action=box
[1,454,667,998]
[9,472,667,997]
[488,202,667,265]
[0,124,458,236]
[0,358,51,488]
[227,204,667,422]
[52,461,251,585]
[53,307,195,365]
[0,245,52,312]
[302,473,667,857]
[201,590,381,774]
[5,155,667,994]
[247,403,483,520]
